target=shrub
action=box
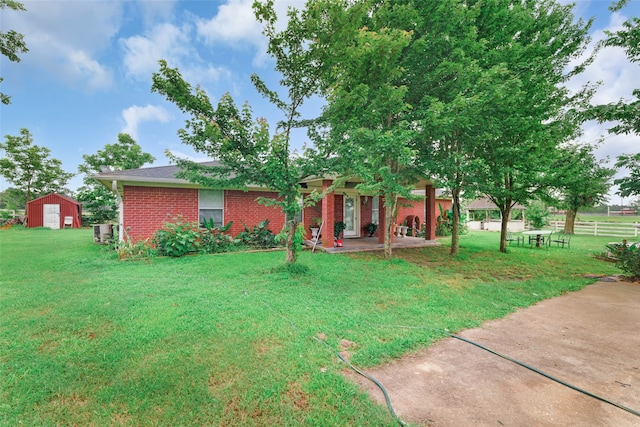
[236,219,276,249]
[153,216,202,257]
[200,221,237,254]
[527,204,549,229]
[436,204,467,237]
[605,241,640,280]
[113,239,156,260]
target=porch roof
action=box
[466,197,525,210]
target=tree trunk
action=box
[499,205,512,253]
[24,186,31,225]
[564,209,577,234]
[450,189,461,256]
[383,194,397,259]
[285,217,298,264]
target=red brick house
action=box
[94,162,447,249]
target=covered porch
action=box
[300,177,439,250]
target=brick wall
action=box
[225,190,285,236]
[360,196,374,235]
[123,186,199,242]
[123,186,287,241]
[397,197,452,228]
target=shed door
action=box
[43,204,60,229]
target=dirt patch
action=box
[347,281,640,426]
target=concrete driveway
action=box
[350,280,640,426]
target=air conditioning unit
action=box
[93,224,113,244]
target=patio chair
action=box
[506,229,523,246]
[63,216,73,228]
[544,232,553,248]
[552,232,572,248]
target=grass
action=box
[0,227,621,426]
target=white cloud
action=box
[6,0,121,90]
[120,20,231,87]
[68,50,113,90]
[136,0,179,27]
[196,0,263,45]
[121,105,171,140]
[566,9,640,200]
[195,0,301,66]
[121,23,194,80]
[567,12,638,104]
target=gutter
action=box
[112,180,124,242]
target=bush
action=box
[113,239,156,260]
[527,204,549,229]
[200,220,237,254]
[436,204,467,237]
[236,219,276,249]
[153,216,202,257]
[605,241,640,280]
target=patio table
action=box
[522,229,553,248]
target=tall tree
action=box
[0,0,29,105]
[152,0,323,264]
[402,0,489,256]
[0,187,26,211]
[549,143,615,233]
[77,133,155,223]
[466,0,593,252]
[312,0,426,258]
[0,128,73,219]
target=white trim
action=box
[112,180,124,241]
[198,189,224,227]
[343,193,360,237]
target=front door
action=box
[343,195,359,237]
[43,204,60,229]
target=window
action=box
[199,190,223,227]
[371,196,379,225]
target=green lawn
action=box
[0,227,620,426]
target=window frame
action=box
[198,189,224,227]
[371,196,380,225]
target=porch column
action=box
[322,180,335,249]
[424,184,436,240]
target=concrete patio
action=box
[306,236,440,253]
[348,279,640,426]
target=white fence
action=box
[550,221,640,238]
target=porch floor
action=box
[305,236,440,253]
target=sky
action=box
[1,0,639,204]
